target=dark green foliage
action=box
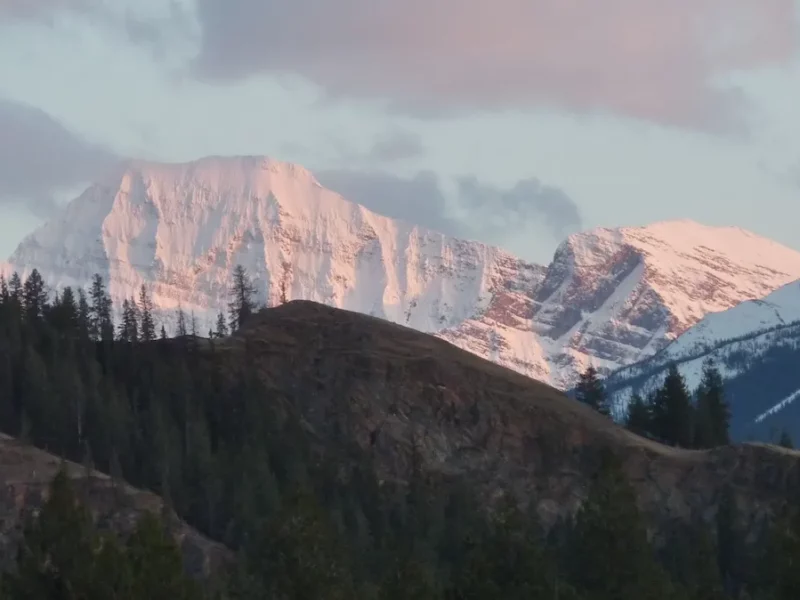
[2,468,200,599]
[650,364,694,447]
[576,366,610,416]
[694,360,730,448]
[625,393,652,436]
[567,451,675,600]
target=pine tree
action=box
[569,450,673,599]
[118,298,140,343]
[8,272,22,302]
[215,311,228,338]
[625,393,653,437]
[89,274,114,342]
[6,469,96,597]
[176,306,188,337]
[693,360,730,449]
[126,512,202,599]
[228,265,256,332]
[652,364,693,447]
[22,269,49,322]
[139,284,157,343]
[575,366,610,416]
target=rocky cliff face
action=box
[0,434,230,577]
[6,156,800,389]
[218,301,800,541]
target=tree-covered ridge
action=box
[1,268,800,598]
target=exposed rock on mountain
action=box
[6,156,800,388]
[215,300,800,541]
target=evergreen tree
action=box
[228,265,256,332]
[568,450,673,600]
[693,360,730,448]
[139,285,156,343]
[22,269,48,322]
[215,311,228,338]
[89,274,114,342]
[119,298,140,343]
[652,364,693,447]
[625,393,652,437]
[176,306,188,337]
[575,366,610,416]
[5,469,96,597]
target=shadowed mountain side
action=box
[0,434,232,577]
[218,300,800,542]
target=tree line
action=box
[1,268,800,598]
[575,363,794,450]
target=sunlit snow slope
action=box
[6,156,800,389]
[604,280,800,441]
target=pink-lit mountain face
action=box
[6,156,800,389]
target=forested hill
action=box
[2,268,800,598]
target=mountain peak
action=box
[5,155,800,391]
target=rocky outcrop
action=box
[0,434,231,577]
[224,301,800,541]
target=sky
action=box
[0,0,800,265]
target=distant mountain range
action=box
[5,155,800,392]
[605,280,800,442]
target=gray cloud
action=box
[367,131,425,163]
[189,0,798,131]
[0,98,119,216]
[316,169,582,244]
[458,177,583,239]
[316,170,463,236]
[0,0,97,21]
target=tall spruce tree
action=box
[693,360,730,449]
[228,265,256,332]
[625,393,653,437]
[575,366,610,416]
[652,364,693,447]
[138,285,156,343]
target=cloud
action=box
[367,131,425,163]
[458,177,583,239]
[0,98,119,216]
[316,170,462,235]
[316,169,582,243]
[0,0,96,21]
[190,0,798,131]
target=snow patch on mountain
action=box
[604,280,800,438]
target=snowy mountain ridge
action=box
[603,280,800,439]
[5,155,800,389]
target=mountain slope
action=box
[211,300,800,540]
[452,219,800,388]
[604,280,800,441]
[0,434,230,577]
[6,155,800,389]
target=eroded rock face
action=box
[229,301,800,542]
[0,435,231,577]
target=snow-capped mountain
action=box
[490,220,800,387]
[604,280,800,441]
[5,155,800,389]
